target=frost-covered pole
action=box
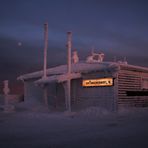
[43,23,48,106]
[3,80,10,106]
[67,31,72,74]
[67,31,72,112]
[43,23,48,78]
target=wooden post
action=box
[3,80,10,107]
[66,31,72,112]
[43,23,48,106]
[67,79,71,111]
[43,85,48,107]
[3,80,14,112]
[43,23,48,79]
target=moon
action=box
[18,42,22,46]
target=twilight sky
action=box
[0,0,148,88]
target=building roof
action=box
[17,62,119,81]
[17,61,148,81]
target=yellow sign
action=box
[82,78,113,87]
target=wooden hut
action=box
[17,61,148,111]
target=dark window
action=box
[126,91,148,96]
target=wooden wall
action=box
[23,65,148,111]
[24,80,66,110]
[118,66,148,108]
[24,80,44,105]
[71,71,117,111]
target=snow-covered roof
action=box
[35,73,82,84]
[17,62,119,81]
[17,61,148,81]
[119,63,148,72]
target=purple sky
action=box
[0,0,148,84]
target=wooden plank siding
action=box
[70,72,116,111]
[118,67,148,108]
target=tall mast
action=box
[43,23,48,78]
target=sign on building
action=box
[82,78,113,87]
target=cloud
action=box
[0,0,148,85]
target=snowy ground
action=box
[0,107,148,148]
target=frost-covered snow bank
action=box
[0,107,148,148]
[76,107,111,117]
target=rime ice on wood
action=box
[86,51,105,63]
[43,23,48,79]
[2,80,15,112]
[3,80,10,95]
[66,31,72,112]
[3,80,10,106]
[72,50,79,64]
[42,23,49,107]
